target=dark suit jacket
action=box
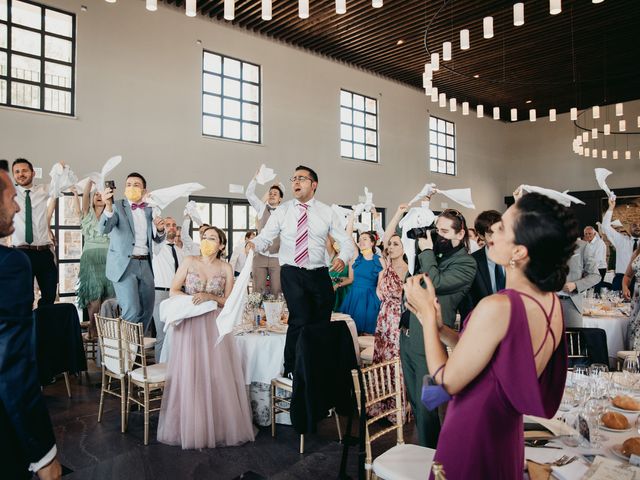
[0,246,56,479]
[459,247,494,320]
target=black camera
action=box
[104,180,116,190]
[406,225,436,240]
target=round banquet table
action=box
[580,313,630,365]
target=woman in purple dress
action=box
[404,191,575,479]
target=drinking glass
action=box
[623,355,640,391]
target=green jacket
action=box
[405,247,477,356]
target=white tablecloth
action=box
[580,314,630,361]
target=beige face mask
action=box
[124,186,143,203]
[200,239,218,257]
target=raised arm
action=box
[382,204,408,248]
[601,198,625,248]
[246,173,266,219]
[81,180,93,217]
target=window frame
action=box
[201,50,262,144]
[0,0,76,116]
[49,192,82,305]
[339,88,379,163]
[429,115,457,176]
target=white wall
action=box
[0,0,509,222]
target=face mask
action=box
[421,375,452,411]
[200,239,218,257]
[432,232,456,256]
[124,186,143,203]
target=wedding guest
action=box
[0,167,62,480]
[602,197,640,291]
[405,190,574,479]
[583,226,607,282]
[229,230,256,277]
[338,231,385,334]
[248,165,355,376]
[157,226,254,448]
[99,173,165,332]
[11,158,62,305]
[400,209,476,448]
[467,227,482,253]
[328,235,350,310]
[71,180,114,339]
[623,246,640,349]
[246,170,284,295]
[152,217,183,361]
[558,239,600,327]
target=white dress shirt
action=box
[602,210,639,273]
[246,178,279,258]
[253,198,355,269]
[180,217,201,257]
[12,184,52,247]
[229,239,249,273]
[152,241,184,288]
[585,234,607,270]
[28,445,57,473]
[103,201,150,256]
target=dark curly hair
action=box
[513,192,579,292]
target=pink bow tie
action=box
[131,202,147,210]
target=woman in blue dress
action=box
[339,231,385,334]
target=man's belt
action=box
[131,255,150,260]
[155,287,170,291]
[16,244,51,251]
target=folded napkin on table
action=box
[525,447,565,465]
[551,461,589,480]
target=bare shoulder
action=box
[467,294,512,333]
[221,260,233,274]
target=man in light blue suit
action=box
[99,172,165,331]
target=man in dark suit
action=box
[0,164,61,479]
[460,210,504,319]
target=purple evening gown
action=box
[430,289,567,479]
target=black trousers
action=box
[281,265,335,375]
[22,248,58,306]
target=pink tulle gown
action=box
[157,271,255,448]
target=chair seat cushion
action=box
[373,444,436,480]
[361,346,374,363]
[130,362,166,384]
[143,337,156,349]
[358,336,375,351]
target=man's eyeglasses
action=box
[290,176,312,183]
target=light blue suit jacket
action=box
[99,199,164,282]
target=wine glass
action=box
[623,355,640,391]
[589,363,609,377]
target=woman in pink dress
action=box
[405,191,573,479]
[157,226,255,449]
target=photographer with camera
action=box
[399,208,476,448]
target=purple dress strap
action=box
[516,291,558,357]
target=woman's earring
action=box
[509,259,516,269]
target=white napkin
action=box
[76,155,122,194]
[215,250,254,346]
[183,200,204,227]
[524,447,565,465]
[520,185,585,207]
[523,415,577,436]
[49,163,78,198]
[595,168,616,200]
[551,460,589,480]
[408,183,437,205]
[159,295,217,332]
[255,164,276,185]
[398,204,436,274]
[145,183,205,210]
[229,183,244,194]
[610,219,624,228]
[438,188,476,209]
[331,204,354,231]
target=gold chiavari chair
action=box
[121,320,166,445]
[565,330,588,368]
[95,314,127,433]
[351,358,436,480]
[431,462,447,479]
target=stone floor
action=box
[43,370,417,479]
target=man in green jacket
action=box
[400,210,477,448]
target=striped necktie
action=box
[294,203,309,268]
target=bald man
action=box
[584,226,607,282]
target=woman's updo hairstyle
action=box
[513,192,579,292]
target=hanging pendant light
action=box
[462,102,469,115]
[616,103,623,116]
[592,105,600,119]
[187,0,197,17]
[439,93,447,108]
[602,150,608,159]
[585,147,590,157]
[570,108,577,120]
[477,105,484,118]
[513,3,524,26]
[431,53,440,71]
[576,136,582,146]
[592,149,598,158]
[549,108,557,122]
[105,0,116,3]
[619,119,627,131]
[442,42,452,61]
[336,0,346,14]
[582,131,589,142]
[625,151,631,160]
[460,29,470,50]
[449,98,457,112]
[578,146,584,155]
[549,0,561,15]
[372,0,383,7]
[529,109,536,122]
[431,87,438,102]
[299,0,309,18]
[483,17,494,39]
[638,116,640,128]
[223,0,234,20]
[424,64,433,80]
[262,0,272,20]
[422,73,431,89]
[592,0,605,3]
[510,108,518,122]
[604,124,611,135]
[613,151,619,160]
[493,107,500,120]
[591,128,598,139]
[146,0,157,11]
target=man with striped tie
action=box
[249,166,355,377]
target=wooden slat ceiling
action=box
[162,0,640,120]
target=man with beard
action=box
[400,209,476,448]
[602,197,640,291]
[0,164,62,480]
[152,216,183,360]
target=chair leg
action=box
[271,383,276,438]
[63,372,71,398]
[98,370,106,423]
[299,434,304,454]
[120,378,127,433]
[333,410,342,441]
[126,377,132,431]
[144,384,150,446]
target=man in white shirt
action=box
[100,173,165,332]
[249,165,355,376]
[11,158,60,305]
[601,198,640,291]
[583,226,607,282]
[229,230,256,277]
[152,217,183,360]
[246,172,284,295]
